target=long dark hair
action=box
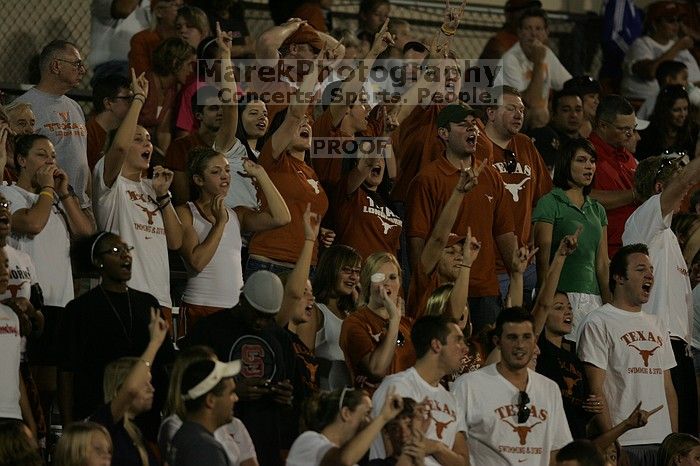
[649,85,694,149]
[552,138,597,196]
[236,92,266,161]
[313,245,362,312]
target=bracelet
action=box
[140,359,151,368]
[41,185,55,192]
[156,193,170,202]
[134,93,146,99]
[39,190,54,200]
[58,192,72,201]
[441,25,456,36]
[133,97,146,104]
[157,199,171,212]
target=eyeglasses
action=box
[0,200,11,210]
[340,266,361,277]
[653,152,689,185]
[504,150,517,173]
[112,94,134,102]
[338,386,354,412]
[602,120,637,136]
[98,245,134,256]
[517,390,530,423]
[55,58,86,70]
[661,16,681,23]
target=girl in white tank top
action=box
[175,147,290,332]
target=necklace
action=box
[99,285,134,345]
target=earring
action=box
[98,263,104,269]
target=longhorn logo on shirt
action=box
[504,177,531,202]
[502,419,543,445]
[135,203,159,225]
[427,410,455,439]
[363,196,402,234]
[629,343,661,367]
[379,218,399,234]
[6,281,28,298]
[58,112,69,122]
[301,175,320,194]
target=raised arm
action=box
[361,288,402,378]
[321,388,403,466]
[10,167,60,235]
[104,69,149,188]
[53,168,95,236]
[507,243,536,308]
[592,402,664,451]
[532,228,580,337]
[329,19,393,125]
[237,159,291,232]
[421,161,481,274]
[110,309,167,422]
[448,228,480,323]
[276,204,318,327]
[660,155,700,218]
[212,23,239,154]
[269,44,324,158]
[595,226,611,303]
[255,18,308,64]
[589,189,635,210]
[533,221,553,290]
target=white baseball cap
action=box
[182,359,241,401]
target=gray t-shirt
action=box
[170,421,231,466]
[15,87,91,207]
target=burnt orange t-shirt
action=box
[390,105,492,203]
[406,156,514,297]
[311,106,384,190]
[128,30,163,77]
[332,177,402,261]
[86,116,107,171]
[406,264,440,320]
[339,305,416,395]
[485,133,552,274]
[248,140,329,264]
[165,132,207,172]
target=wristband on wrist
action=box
[156,193,171,202]
[441,25,456,36]
[41,185,55,192]
[58,192,72,201]
[39,190,54,200]
[157,199,171,212]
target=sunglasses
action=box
[338,386,354,411]
[504,150,517,174]
[517,390,530,423]
[654,152,689,185]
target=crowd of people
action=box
[3,0,700,465]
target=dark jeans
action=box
[671,337,698,435]
[621,444,659,466]
[245,257,315,281]
[498,261,537,309]
[468,295,502,336]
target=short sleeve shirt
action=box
[502,43,572,102]
[577,304,676,445]
[532,187,607,294]
[286,431,338,466]
[339,305,416,395]
[452,365,572,465]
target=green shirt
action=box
[532,187,608,294]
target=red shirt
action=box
[589,132,637,257]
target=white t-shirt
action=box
[89,0,151,67]
[622,194,693,342]
[181,202,243,308]
[93,157,171,307]
[577,303,676,445]
[14,88,91,208]
[622,35,700,101]
[502,42,572,102]
[0,303,21,419]
[370,367,467,466]
[217,139,261,210]
[2,245,38,362]
[452,364,572,466]
[314,303,350,390]
[0,185,73,307]
[286,431,339,466]
[159,414,257,466]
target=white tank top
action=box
[315,303,351,390]
[182,202,243,308]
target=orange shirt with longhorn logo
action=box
[339,305,415,396]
